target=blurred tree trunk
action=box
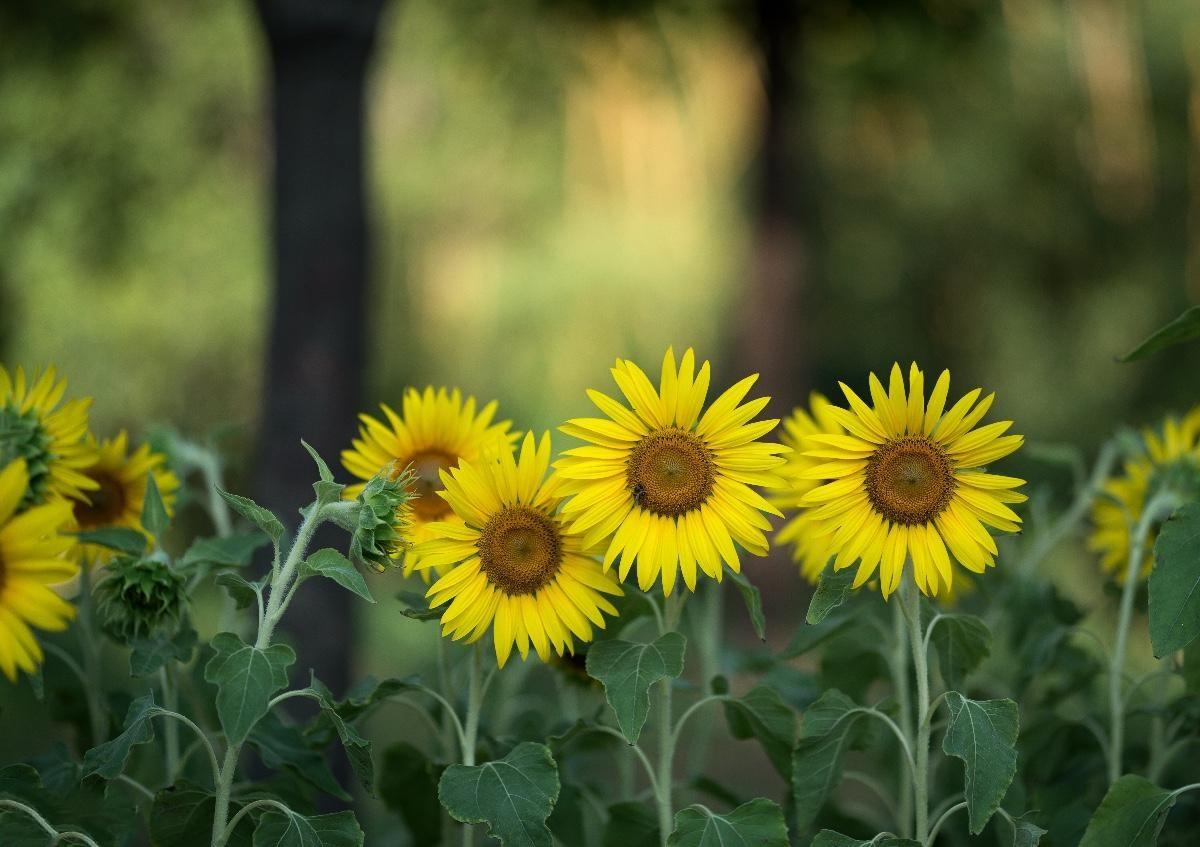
[254,0,389,699]
[738,0,808,415]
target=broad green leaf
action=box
[810,830,922,847]
[73,527,147,556]
[216,572,268,611]
[586,633,686,743]
[780,612,856,659]
[1008,813,1047,847]
[603,803,659,847]
[295,676,377,796]
[217,488,284,544]
[129,626,198,677]
[149,780,252,847]
[806,567,853,625]
[1148,503,1200,656]
[379,743,441,846]
[248,711,349,801]
[142,473,170,541]
[438,741,560,847]
[1183,642,1200,696]
[667,799,788,846]
[0,812,50,847]
[179,533,270,571]
[302,441,345,505]
[726,570,766,641]
[792,690,868,833]
[397,590,441,621]
[929,614,992,689]
[252,810,363,847]
[82,694,160,779]
[330,675,423,722]
[1118,305,1200,361]
[301,549,374,603]
[1,761,136,845]
[1079,775,1176,847]
[721,685,797,778]
[942,693,1019,834]
[204,632,295,745]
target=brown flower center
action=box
[478,506,562,595]
[626,428,714,516]
[405,449,457,522]
[73,471,127,529]
[865,436,955,525]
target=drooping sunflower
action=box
[0,459,78,680]
[72,431,181,560]
[341,387,516,578]
[800,363,1026,599]
[0,365,97,508]
[772,392,846,583]
[1089,407,1200,581]
[414,432,624,668]
[554,348,788,595]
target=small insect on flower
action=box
[415,432,624,668]
[350,460,418,573]
[1090,406,1200,581]
[341,387,516,580]
[0,365,98,508]
[0,459,78,680]
[800,363,1026,599]
[93,554,189,645]
[554,348,788,595]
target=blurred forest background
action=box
[4,0,1200,839]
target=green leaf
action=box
[129,626,198,677]
[720,685,797,778]
[438,741,560,847]
[81,694,160,779]
[667,798,788,846]
[810,830,922,847]
[929,614,992,689]
[329,675,423,722]
[791,690,868,833]
[301,441,345,505]
[725,571,766,641]
[296,676,377,796]
[1183,642,1200,696]
[216,572,268,611]
[397,590,441,621]
[1148,503,1200,656]
[0,811,51,847]
[1118,305,1200,361]
[379,742,441,846]
[217,488,285,544]
[149,781,252,847]
[780,612,856,659]
[1079,775,1177,847]
[73,527,147,556]
[142,472,170,541]
[603,803,659,847]
[301,549,374,603]
[1008,813,1047,847]
[941,693,1019,834]
[586,633,686,743]
[248,711,350,801]
[179,533,270,571]
[252,810,363,847]
[204,632,295,745]
[806,567,853,625]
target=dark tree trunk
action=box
[738,0,808,416]
[253,0,389,698]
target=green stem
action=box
[161,667,180,783]
[654,592,686,847]
[75,564,107,746]
[891,598,914,838]
[901,572,930,843]
[686,582,722,777]
[461,644,484,847]
[926,801,967,845]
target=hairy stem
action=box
[891,597,914,838]
[75,564,108,747]
[901,572,931,842]
[655,591,686,847]
[461,644,484,847]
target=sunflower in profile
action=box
[341,387,516,578]
[1089,407,1200,581]
[0,459,78,680]
[0,365,97,508]
[71,431,181,560]
[800,363,1025,598]
[414,432,624,668]
[554,348,788,595]
[772,393,846,583]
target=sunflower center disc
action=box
[479,506,563,595]
[865,436,955,526]
[73,471,127,529]
[627,428,714,516]
[405,449,456,522]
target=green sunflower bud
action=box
[349,460,417,573]
[94,554,188,645]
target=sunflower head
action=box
[554,348,788,595]
[799,363,1025,599]
[415,432,624,668]
[94,553,188,645]
[0,365,98,508]
[341,387,516,580]
[349,460,418,573]
[1089,407,1200,581]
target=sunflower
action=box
[414,432,624,668]
[341,387,516,579]
[1089,408,1200,581]
[0,365,97,508]
[71,431,180,560]
[0,460,78,680]
[799,363,1026,599]
[772,393,847,583]
[554,348,788,595]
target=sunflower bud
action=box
[349,460,416,573]
[94,554,188,645]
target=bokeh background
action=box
[4,0,1200,840]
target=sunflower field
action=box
[2,313,1200,847]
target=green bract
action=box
[348,462,416,573]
